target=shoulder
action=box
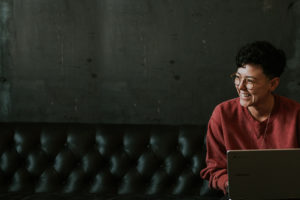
[211,97,241,119]
[276,95,300,111]
[214,97,240,113]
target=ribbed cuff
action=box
[217,174,228,194]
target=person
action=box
[200,41,300,194]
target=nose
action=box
[237,79,247,90]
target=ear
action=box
[269,77,280,92]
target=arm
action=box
[200,113,228,194]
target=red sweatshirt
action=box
[200,95,300,194]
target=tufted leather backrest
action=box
[0,123,213,196]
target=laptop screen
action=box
[227,149,300,200]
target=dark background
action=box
[0,0,299,124]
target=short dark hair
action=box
[235,41,286,78]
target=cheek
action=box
[249,88,268,99]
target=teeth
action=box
[241,93,250,97]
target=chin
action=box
[239,99,252,107]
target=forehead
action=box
[237,64,265,78]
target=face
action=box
[234,64,279,108]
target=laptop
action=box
[227,149,300,200]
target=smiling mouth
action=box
[240,93,251,98]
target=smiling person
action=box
[200,41,300,195]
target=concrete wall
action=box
[0,0,299,124]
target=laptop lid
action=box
[227,149,300,200]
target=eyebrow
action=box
[236,72,257,79]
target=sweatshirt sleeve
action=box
[200,107,228,194]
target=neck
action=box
[247,94,275,122]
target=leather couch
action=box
[0,123,223,200]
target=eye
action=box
[246,79,255,83]
[233,75,240,79]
